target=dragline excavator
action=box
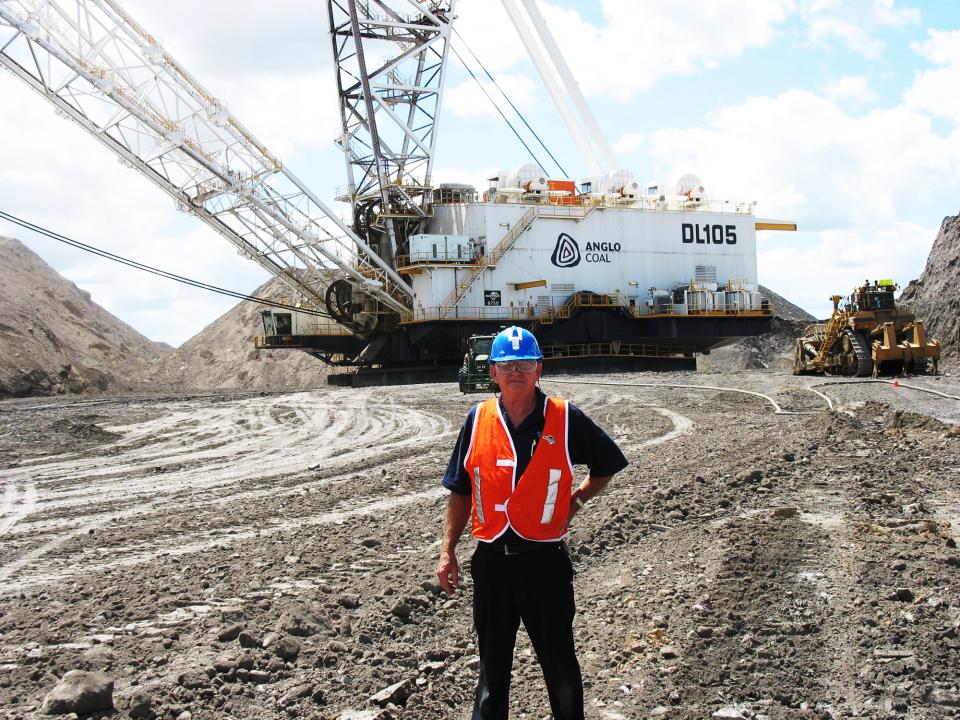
[2,0,788,384]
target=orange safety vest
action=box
[464,396,574,542]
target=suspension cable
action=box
[448,44,551,177]
[451,28,569,178]
[0,210,332,318]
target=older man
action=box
[436,326,628,720]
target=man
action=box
[436,326,628,720]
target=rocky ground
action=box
[1,368,958,720]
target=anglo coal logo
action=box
[551,233,581,268]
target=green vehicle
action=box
[458,334,500,394]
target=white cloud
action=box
[759,222,935,318]
[452,0,528,73]
[214,71,340,158]
[906,29,960,123]
[614,132,645,155]
[549,0,793,100]
[824,75,878,103]
[912,27,960,65]
[453,0,793,101]
[445,73,538,119]
[799,0,920,58]
[123,0,331,78]
[647,89,958,227]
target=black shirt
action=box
[442,388,628,543]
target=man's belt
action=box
[483,540,561,556]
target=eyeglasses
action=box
[494,360,539,373]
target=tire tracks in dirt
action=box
[0,390,456,591]
[0,480,36,537]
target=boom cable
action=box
[0,210,333,318]
[448,44,551,177]
[451,28,569,179]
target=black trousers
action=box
[469,542,584,720]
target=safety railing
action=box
[399,301,774,325]
[631,304,775,318]
[400,306,533,323]
[395,252,479,269]
[541,342,699,360]
[255,324,354,348]
[487,191,756,214]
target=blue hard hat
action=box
[490,326,543,362]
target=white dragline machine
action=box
[1,0,796,384]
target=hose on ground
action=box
[810,378,960,401]
[548,376,960,416]
[546,378,820,415]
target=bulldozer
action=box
[793,280,941,377]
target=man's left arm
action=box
[566,474,611,525]
[564,403,628,526]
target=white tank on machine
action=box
[583,169,640,199]
[677,173,705,204]
[500,163,547,194]
[685,289,714,311]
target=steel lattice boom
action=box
[0,0,414,327]
[328,0,454,266]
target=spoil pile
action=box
[698,285,815,373]
[759,284,817,323]
[0,236,170,397]
[149,276,328,392]
[0,236,328,397]
[900,214,960,364]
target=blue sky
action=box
[1,0,958,345]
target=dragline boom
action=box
[0,0,413,324]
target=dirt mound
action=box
[149,276,328,392]
[699,286,814,372]
[0,237,171,397]
[759,284,816,323]
[900,214,959,364]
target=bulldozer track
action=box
[844,329,874,377]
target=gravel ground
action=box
[1,369,958,720]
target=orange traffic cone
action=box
[893,375,900,388]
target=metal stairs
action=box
[812,312,844,370]
[441,206,538,317]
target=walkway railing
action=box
[399,300,774,325]
[541,342,699,359]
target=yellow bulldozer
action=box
[793,280,941,377]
